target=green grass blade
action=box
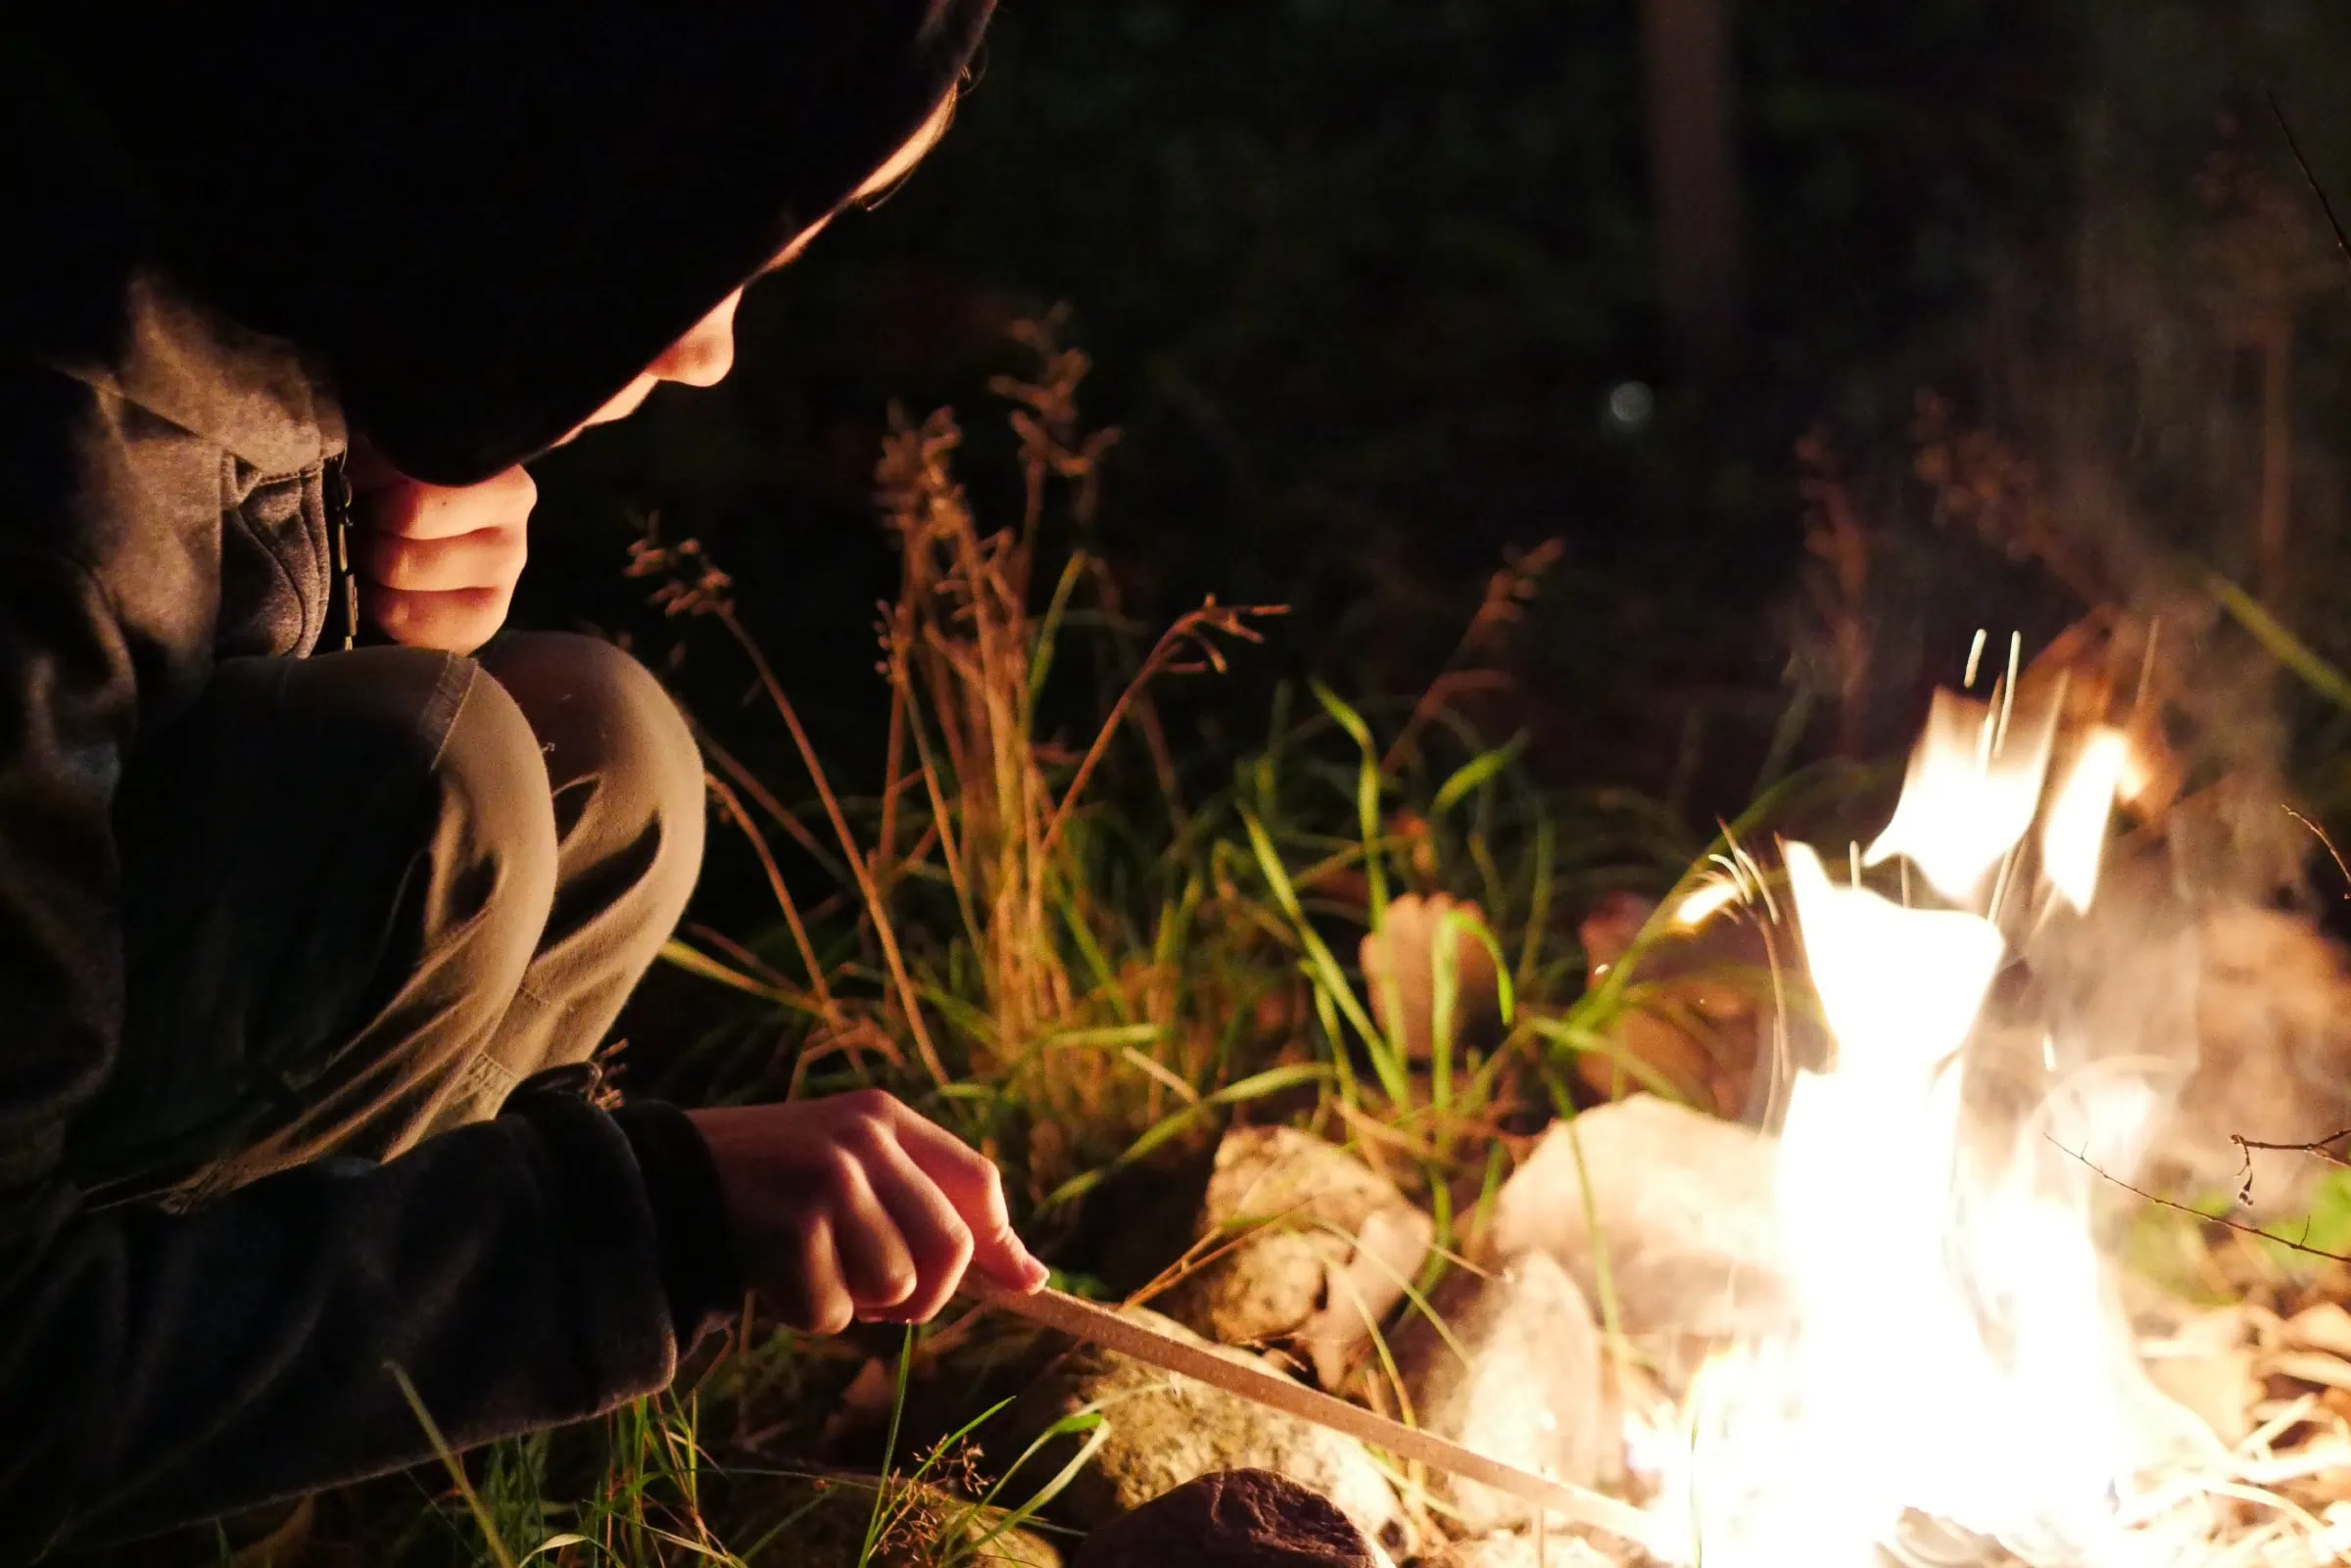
[2207,569,2351,713]
[858,1328,918,1566]
[1040,1062,1333,1208]
[1028,551,1090,708]
[659,938,807,1010]
[1239,807,1407,1104]
[1309,680,1390,923]
[1429,734,1527,818]
[388,1362,522,1568]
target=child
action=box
[0,3,1040,1554]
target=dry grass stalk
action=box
[635,318,1279,1183]
[1383,538,1563,774]
[1796,429,1874,755]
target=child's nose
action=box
[648,293,742,387]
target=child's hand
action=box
[347,444,533,655]
[686,1090,1049,1335]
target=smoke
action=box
[1785,0,2351,1215]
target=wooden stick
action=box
[963,1276,1672,1557]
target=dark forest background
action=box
[518,0,2351,931]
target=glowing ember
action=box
[1653,675,2286,1566]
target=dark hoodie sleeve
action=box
[9,1097,738,1553]
[0,364,738,1557]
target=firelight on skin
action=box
[565,94,958,438]
[354,93,961,659]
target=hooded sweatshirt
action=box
[0,3,992,1552]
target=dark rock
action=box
[1072,1469,1391,1568]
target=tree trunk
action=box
[1642,0,1747,375]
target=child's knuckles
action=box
[837,1114,894,1160]
[776,1279,853,1336]
[497,466,539,508]
[370,588,414,632]
[813,1146,865,1198]
[838,1087,897,1122]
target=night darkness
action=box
[516,0,2351,931]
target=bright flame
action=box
[1674,878,1743,929]
[2043,728,2130,913]
[1784,841,2004,1065]
[1864,688,2058,905]
[1670,683,2220,1567]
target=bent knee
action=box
[430,660,563,937]
[475,633,706,914]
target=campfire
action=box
[1636,654,2351,1566]
[957,635,2351,1568]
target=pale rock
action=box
[1155,1126,1432,1388]
[2140,1345,2259,1450]
[1380,1253,1610,1533]
[1003,1305,1405,1550]
[1483,1096,1790,1389]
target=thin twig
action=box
[695,719,837,871]
[2282,804,2351,900]
[2052,1136,2351,1263]
[2233,1126,2351,1206]
[2267,88,2351,274]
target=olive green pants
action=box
[65,632,705,1207]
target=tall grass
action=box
[352,320,1796,1565]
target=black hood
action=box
[13,4,993,485]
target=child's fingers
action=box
[774,1213,853,1337]
[363,583,513,655]
[885,1108,1047,1291]
[360,523,526,594]
[823,1155,919,1313]
[360,465,538,540]
[861,1140,976,1323]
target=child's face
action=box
[560,97,956,441]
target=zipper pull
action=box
[329,458,359,652]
